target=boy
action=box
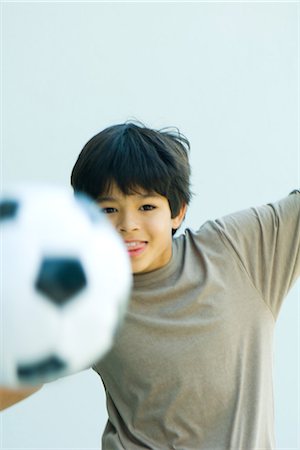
[1,122,299,449]
[70,122,300,449]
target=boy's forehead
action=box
[99,183,162,200]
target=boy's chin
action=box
[130,260,149,275]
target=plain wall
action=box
[1,1,299,449]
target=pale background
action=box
[1,1,299,449]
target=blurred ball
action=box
[0,184,132,387]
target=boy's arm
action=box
[214,190,300,318]
[0,385,43,411]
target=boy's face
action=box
[98,183,186,274]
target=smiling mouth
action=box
[125,241,147,256]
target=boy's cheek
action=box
[105,216,118,229]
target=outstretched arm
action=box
[0,385,42,411]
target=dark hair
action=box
[71,121,192,221]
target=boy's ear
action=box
[171,204,187,229]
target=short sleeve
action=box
[213,190,300,319]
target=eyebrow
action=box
[98,193,160,202]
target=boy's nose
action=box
[118,213,139,232]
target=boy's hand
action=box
[0,385,42,411]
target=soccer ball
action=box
[0,184,132,388]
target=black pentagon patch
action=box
[17,355,66,382]
[35,257,87,305]
[74,192,103,223]
[0,200,19,221]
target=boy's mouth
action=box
[124,241,147,256]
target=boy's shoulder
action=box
[178,189,300,275]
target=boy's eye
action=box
[140,204,156,211]
[101,207,117,214]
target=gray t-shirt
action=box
[94,191,300,449]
